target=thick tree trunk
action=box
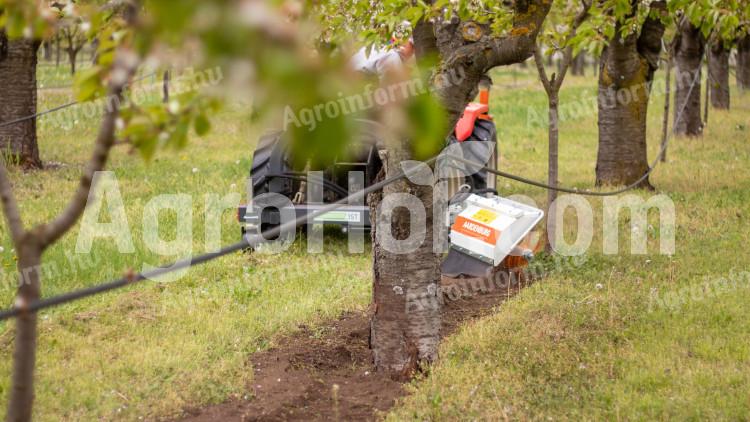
[737,36,750,91]
[673,21,705,137]
[708,42,729,109]
[369,140,441,377]
[367,21,444,377]
[0,34,42,169]
[571,53,585,76]
[367,0,552,376]
[6,241,42,422]
[595,2,664,187]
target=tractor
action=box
[238,79,543,277]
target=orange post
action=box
[478,83,491,120]
[479,88,490,106]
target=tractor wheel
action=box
[250,130,284,195]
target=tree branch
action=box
[431,0,553,125]
[637,0,667,72]
[413,18,439,68]
[552,0,592,91]
[533,46,552,94]
[0,160,26,247]
[38,52,138,249]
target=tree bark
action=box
[3,49,136,420]
[595,1,665,187]
[430,0,552,127]
[532,1,590,252]
[6,239,42,422]
[0,33,42,169]
[546,91,559,250]
[42,41,52,61]
[68,48,78,75]
[367,0,552,376]
[673,20,705,137]
[413,19,439,66]
[708,41,730,109]
[737,36,750,91]
[369,145,442,377]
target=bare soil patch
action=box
[176,273,526,421]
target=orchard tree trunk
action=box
[0,33,42,169]
[673,21,705,137]
[737,36,750,91]
[2,48,135,421]
[531,0,591,252]
[67,48,78,75]
[369,145,442,376]
[571,53,585,76]
[42,41,52,61]
[708,41,729,110]
[54,37,61,67]
[6,241,43,422]
[545,91,559,250]
[368,0,552,376]
[595,1,665,187]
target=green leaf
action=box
[74,67,105,102]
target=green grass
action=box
[0,68,371,420]
[388,67,750,420]
[1,62,749,420]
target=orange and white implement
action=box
[449,194,544,266]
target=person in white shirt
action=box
[350,39,414,77]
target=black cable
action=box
[0,242,249,321]
[0,72,158,129]
[0,101,79,129]
[446,65,703,197]
[0,58,705,319]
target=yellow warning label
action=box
[472,209,498,224]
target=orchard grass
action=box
[389,66,750,420]
[0,69,371,420]
[0,63,747,420]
